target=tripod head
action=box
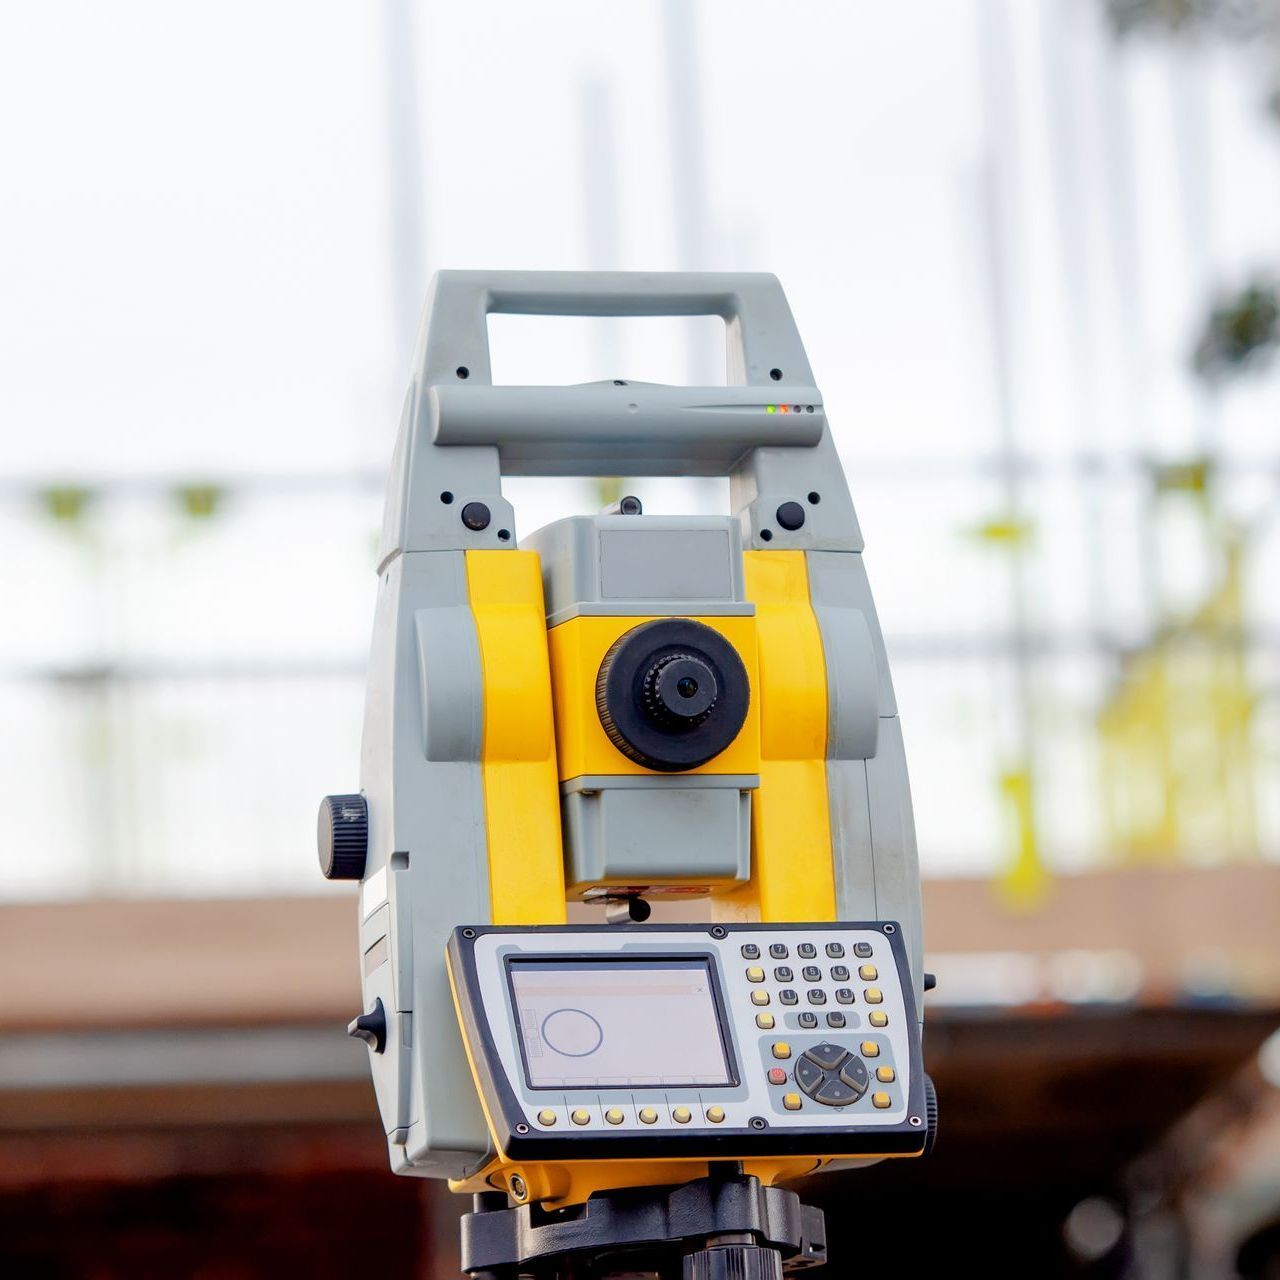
[319,271,931,1219]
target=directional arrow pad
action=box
[838,1058,869,1096]
[801,1042,849,1072]
[794,1056,825,1098]
[814,1076,862,1106]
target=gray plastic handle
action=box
[382,270,863,558]
[415,270,815,389]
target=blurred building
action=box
[1,1,1279,1276]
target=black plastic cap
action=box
[775,500,806,531]
[461,501,491,531]
[318,793,368,881]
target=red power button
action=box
[767,1067,787,1085]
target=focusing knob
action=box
[596,619,749,772]
[641,652,718,728]
[318,793,368,881]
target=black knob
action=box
[684,1244,783,1280]
[923,1072,939,1156]
[596,619,749,772]
[348,998,386,1054]
[318,793,368,881]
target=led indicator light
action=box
[766,404,776,413]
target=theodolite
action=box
[319,271,934,1278]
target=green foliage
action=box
[1193,282,1280,378]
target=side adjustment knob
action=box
[348,998,387,1054]
[318,793,368,881]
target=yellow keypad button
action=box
[864,987,883,1004]
[571,1108,591,1126]
[639,1107,659,1125]
[536,1109,557,1127]
[706,1106,726,1124]
[605,1107,625,1125]
[783,1092,802,1111]
[858,964,878,981]
[871,1091,891,1109]
[755,1013,775,1029]
[772,1042,792,1059]
[673,1106,692,1124]
[746,966,766,982]
[876,1066,896,1083]
[861,1041,880,1058]
[868,1011,889,1027]
[750,990,771,1006]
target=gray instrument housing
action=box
[352,271,922,1181]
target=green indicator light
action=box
[766,404,776,413]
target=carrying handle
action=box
[416,270,815,389]
[382,271,862,559]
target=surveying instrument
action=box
[319,271,935,1278]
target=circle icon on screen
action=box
[541,1008,604,1058]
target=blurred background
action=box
[2,0,1279,1275]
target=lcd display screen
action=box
[507,957,734,1090]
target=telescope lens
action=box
[596,619,750,772]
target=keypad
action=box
[735,930,906,1124]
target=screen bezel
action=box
[503,952,740,1092]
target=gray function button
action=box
[803,1043,849,1071]
[794,1057,825,1097]
[853,942,874,959]
[831,965,850,982]
[779,989,798,1006]
[741,943,760,960]
[827,1012,846,1029]
[797,943,817,959]
[798,1011,818,1029]
[769,944,789,960]
[801,966,822,983]
[826,943,845,958]
[835,988,855,1004]
[839,1058,870,1095]
[815,1076,862,1107]
[807,989,827,1005]
[774,966,793,983]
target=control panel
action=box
[446,922,926,1162]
